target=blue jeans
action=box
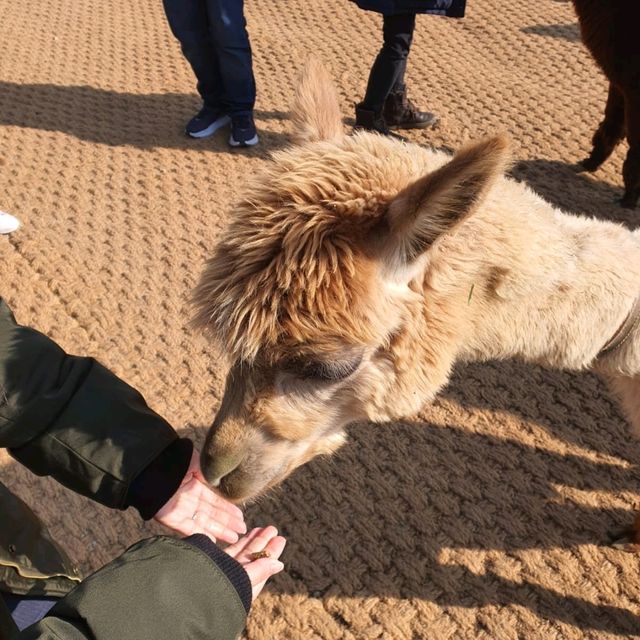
[1,592,59,631]
[162,0,256,116]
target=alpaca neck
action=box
[426,182,640,373]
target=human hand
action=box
[224,526,286,602]
[154,449,247,543]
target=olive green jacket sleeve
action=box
[0,299,191,518]
[15,536,251,640]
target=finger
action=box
[191,511,240,544]
[224,527,269,558]
[207,506,247,534]
[190,503,246,536]
[245,535,287,560]
[263,535,287,561]
[199,487,245,521]
[175,480,245,525]
[232,527,282,564]
[249,569,282,602]
[243,558,285,596]
[205,520,240,545]
[196,505,247,542]
[214,500,245,524]
[241,525,280,559]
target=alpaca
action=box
[193,61,640,544]
[571,0,640,208]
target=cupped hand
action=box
[154,449,247,543]
[224,526,287,601]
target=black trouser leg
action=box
[362,14,416,113]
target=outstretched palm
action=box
[154,449,246,543]
[224,526,287,601]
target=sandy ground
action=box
[2,0,640,638]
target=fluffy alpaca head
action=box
[192,60,510,502]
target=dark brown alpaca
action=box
[571,0,640,208]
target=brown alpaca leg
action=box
[621,90,640,208]
[611,513,640,553]
[606,374,640,551]
[579,83,625,173]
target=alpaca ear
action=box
[290,58,344,144]
[384,135,511,266]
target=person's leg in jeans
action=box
[162,0,231,137]
[356,13,437,134]
[1,592,59,631]
[206,0,258,147]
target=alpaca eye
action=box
[298,354,363,382]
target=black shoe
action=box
[229,114,259,147]
[354,103,406,140]
[383,86,438,130]
[186,106,231,138]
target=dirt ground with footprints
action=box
[2,0,640,638]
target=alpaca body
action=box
[452,181,640,373]
[359,159,640,425]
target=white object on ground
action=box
[0,211,20,235]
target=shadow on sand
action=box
[0,81,291,153]
[189,360,640,635]
[511,158,637,226]
[521,23,581,43]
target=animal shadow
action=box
[511,158,636,226]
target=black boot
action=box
[354,103,406,140]
[383,85,438,130]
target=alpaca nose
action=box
[200,449,245,488]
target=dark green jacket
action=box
[0,299,251,639]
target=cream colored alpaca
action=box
[193,61,640,529]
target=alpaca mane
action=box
[191,138,409,362]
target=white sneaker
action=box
[0,211,20,235]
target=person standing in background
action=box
[162,0,259,147]
[351,0,466,136]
